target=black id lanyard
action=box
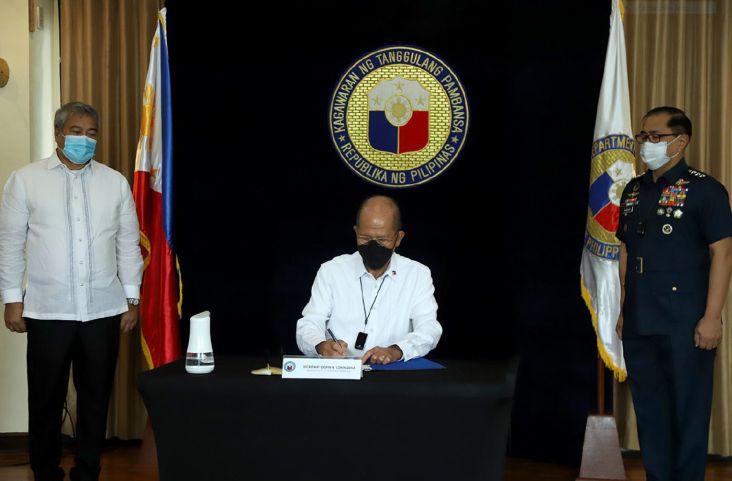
[355,276,387,350]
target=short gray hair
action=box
[54,102,99,130]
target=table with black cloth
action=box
[137,356,518,481]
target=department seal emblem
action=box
[329,46,469,187]
[584,134,636,260]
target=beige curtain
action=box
[59,0,160,439]
[615,0,732,456]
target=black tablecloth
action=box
[138,356,517,481]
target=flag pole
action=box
[597,355,605,415]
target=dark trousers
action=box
[624,333,716,481]
[26,316,120,481]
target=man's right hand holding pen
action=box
[315,328,348,357]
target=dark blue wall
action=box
[167,0,612,465]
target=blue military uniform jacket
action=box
[616,158,732,336]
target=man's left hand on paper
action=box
[362,345,402,365]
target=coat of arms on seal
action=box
[329,46,469,187]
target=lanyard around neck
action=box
[359,275,387,327]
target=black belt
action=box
[632,256,707,275]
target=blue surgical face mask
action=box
[61,134,97,164]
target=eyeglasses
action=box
[634,132,678,144]
[356,234,397,246]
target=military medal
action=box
[622,191,640,215]
[662,224,673,235]
[673,209,683,219]
[658,183,688,209]
[657,208,664,216]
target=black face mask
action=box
[358,240,394,270]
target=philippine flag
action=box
[133,8,181,369]
[368,78,429,154]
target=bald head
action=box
[356,195,402,232]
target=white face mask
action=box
[639,135,680,171]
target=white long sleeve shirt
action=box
[296,252,442,361]
[0,153,143,321]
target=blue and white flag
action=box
[580,0,635,381]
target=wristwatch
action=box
[127,298,140,306]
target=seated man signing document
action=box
[296,195,442,365]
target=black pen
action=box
[327,328,347,355]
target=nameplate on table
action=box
[281,356,362,380]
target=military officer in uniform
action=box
[616,106,732,481]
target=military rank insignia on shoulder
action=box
[688,167,707,178]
